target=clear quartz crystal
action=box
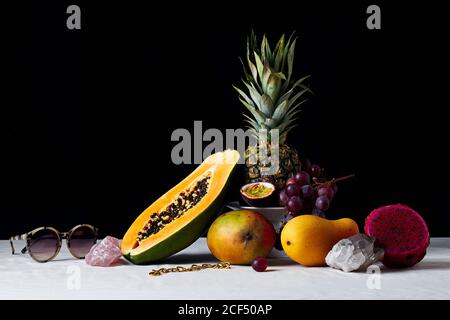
[325,233,384,272]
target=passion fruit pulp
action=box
[240,182,276,207]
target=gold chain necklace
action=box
[149,262,231,276]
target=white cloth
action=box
[1,238,449,299]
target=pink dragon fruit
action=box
[364,204,430,268]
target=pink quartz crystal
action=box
[85,236,123,266]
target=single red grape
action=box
[286,177,297,186]
[301,184,314,198]
[252,257,268,272]
[294,171,310,186]
[318,187,334,200]
[287,196,303,213]
[315,196,330,211]
[279,189,289,206]
[286,183,301,197]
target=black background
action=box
[2,2,449,239]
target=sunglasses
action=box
[10,224,98,262]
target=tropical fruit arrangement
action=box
[119,32,430,273]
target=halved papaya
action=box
[121,150,240,264]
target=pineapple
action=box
[234,32,311,190]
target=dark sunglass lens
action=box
[69,226,97,258]
[29,229,60,262]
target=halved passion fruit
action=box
[240,182,276,207]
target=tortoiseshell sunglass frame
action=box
[9,224,98,263]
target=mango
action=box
[207,210,276,265]
[281,215,359,267]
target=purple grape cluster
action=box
[278,163,338,219]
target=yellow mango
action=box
[281,215,359,267]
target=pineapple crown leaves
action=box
[234,31,312,144]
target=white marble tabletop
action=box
[1,238,449,300]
